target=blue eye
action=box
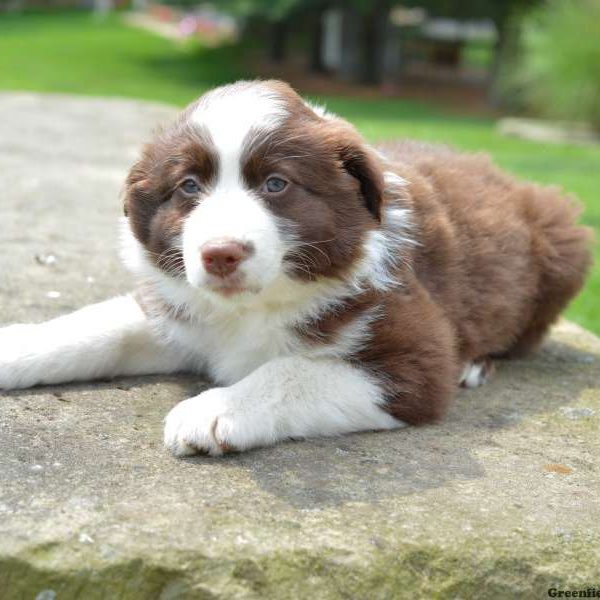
[265,176,288,193]
[180,178,200,194]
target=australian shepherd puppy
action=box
[0,80,592,456]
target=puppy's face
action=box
[125,81,384,300]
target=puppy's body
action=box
[0,81,591,455]
[382,139,590,362]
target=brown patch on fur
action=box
[297,281,457,425]
[295,290,379,345]
[124,123,217,275]
[242,84,385,281]
[359,280,458,424]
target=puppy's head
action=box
[124,80,384,300]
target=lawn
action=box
[1,11,598,333]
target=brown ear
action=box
[338,143,384,221]
[123,160,146,217]
[122,155,161,245]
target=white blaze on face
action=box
[182,83,289,294]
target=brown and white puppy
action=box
[0,80,592,456]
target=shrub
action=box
[507,0,600,129]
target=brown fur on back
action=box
[379,139,593,363]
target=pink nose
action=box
[200,239,252,278]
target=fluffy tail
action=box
[504,184,593,357]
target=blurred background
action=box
[0,0,598,332]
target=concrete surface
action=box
[1,93,600,599]
[498,117,599,146]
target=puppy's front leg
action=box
[0,295,187,390]
[164,356,403,456]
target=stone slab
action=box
[1,93,600,599]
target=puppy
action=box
[0,80,592,456]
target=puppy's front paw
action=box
[164,388,238,457]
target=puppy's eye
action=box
[265,176,288,194]
[180,178,200,195]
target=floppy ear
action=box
[121,153,161,245]
[338,142,384,221]
[123,160,147,217]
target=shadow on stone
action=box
[2,338,596,512]
[177,340,597,509]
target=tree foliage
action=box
[505,0,600,128]
[158,0,545,94]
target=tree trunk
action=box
[488,15,520,108]
[361,0,391,85]
[268,19,289,64]
[309,6,327,74]
[382,24,403,85]
[338,5,361,82]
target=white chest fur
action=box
[163,308,302,385]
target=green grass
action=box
[0,11,247,103]
[0,11,598,333]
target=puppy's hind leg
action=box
[460,358,494,389]
[504,187,592,358]
[0,295,188,390]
